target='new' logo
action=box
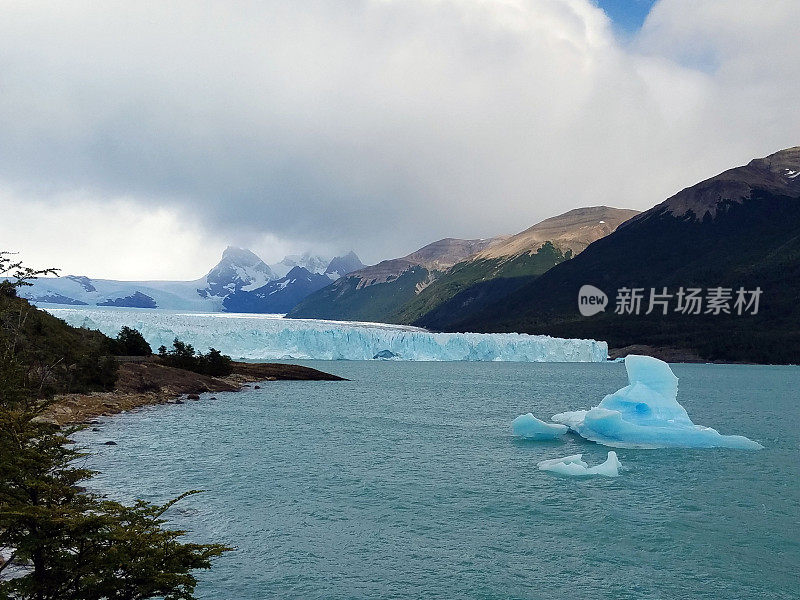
[578,285,608,316]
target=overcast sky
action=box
[2,0,799,280]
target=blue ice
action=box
[511,413,568,439]
[537,451,622,477]
[42,307,609,362]
[552,355,763,449]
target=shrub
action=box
[112,325,153,356]
[157,338,233,376]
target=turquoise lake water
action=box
[75,361,800,599]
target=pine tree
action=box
[0,252,229,599]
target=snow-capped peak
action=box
[269,253,331,278]
[204,247,275,296]
[324,251,365,280]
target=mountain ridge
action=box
[476,206,640,260]
[289,207,637,323]
[286,236,508,322]
[442,146,800,363]
[21,248,365,312]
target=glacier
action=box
[511,413,568,439]
[22,276,219,311]
[537,452,621,477]
[43,307,608,362]
[552,355,763,449]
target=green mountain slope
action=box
[390,242,570,324]
[412,274,538,330]
[288,266,430,322]
[289,207,637,324]
[288,238,499,322]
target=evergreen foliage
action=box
[111,326,152,356]
[0,252,229,599]
[157,340,233,377]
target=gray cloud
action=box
[1,0,799,277]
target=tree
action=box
[0,252,57,299]
[196,348,232,377]
[112,327,152,356]
[157,339,232,377]
[0,253,229,599]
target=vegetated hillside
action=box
[413,274,539,331]
[287,238,501,322]
[289,266,431,322]
[448,146,800,364]
[0,291,118,394]
[290,208,637,324]
[392,206,639,325]
[392,242,570,325]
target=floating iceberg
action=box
[43,307,608,362]
[552,355,763,449]
[511,413,568,439]
[537,452,621,477]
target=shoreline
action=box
[608,344,758,364]
[43,358,345,426]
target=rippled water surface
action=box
[76,362,800,599]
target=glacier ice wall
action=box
[44,307,608,362]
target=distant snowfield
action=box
[43,306,608,362]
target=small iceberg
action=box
[511,413,568,439]
[552,355,763,450]
[537,451,622,477]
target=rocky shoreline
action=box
[608,344,754,364]
[43,357,345,426]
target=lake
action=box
[75,360,799,599]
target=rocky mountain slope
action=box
[447,146,800,363]
[287,237,505,322]
[393,207,638,325]
[324,251,365,279]
[473,206,640,259]
[222,266,334,313]
[290,208,637,324]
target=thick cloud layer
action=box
[1,0,798,278]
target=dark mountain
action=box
[97,291,157,308]
[444,146,800,364]
[324,251,365,279]
[222,266,333,313]
[414,274,537,330]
